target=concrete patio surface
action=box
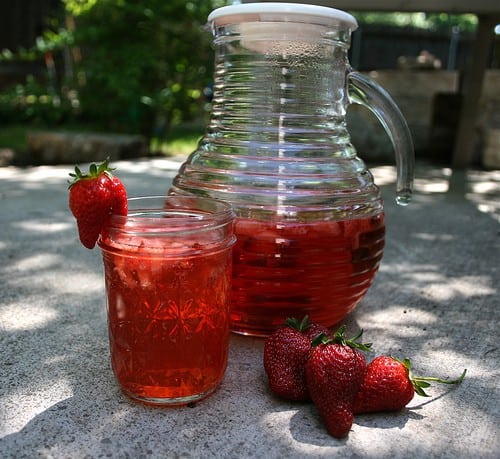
[0,158,498,458]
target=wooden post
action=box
[452,15,499,168]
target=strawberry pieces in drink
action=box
[263,316,331,401]
[68,158,127,249]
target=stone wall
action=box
[347,69,500,168]
[478,70,500,131]
[347,69,459,163]
[26,131,149,165]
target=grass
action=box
[0,124,29,152]
[151,123,204,157]
[154,136,200,156]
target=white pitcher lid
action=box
[208,2,358,30]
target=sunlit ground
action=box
[371,163,500,222]
[0,159,498,456]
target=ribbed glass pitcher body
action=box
[171,15,385,336]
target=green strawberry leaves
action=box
[285,315,313,333]
[68,157,114,188]
[311,325,373,352]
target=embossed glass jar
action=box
[99,196,235,405]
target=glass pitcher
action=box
[170,3,414,336]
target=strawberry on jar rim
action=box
[68,158,127,249]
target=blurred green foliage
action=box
[0,75,75,125]
[0,3,479,142]
[1,0,228,139]
[355,12,478,32]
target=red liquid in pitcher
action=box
[231,213,385,336]
[101,238,232,405]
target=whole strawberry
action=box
[305,326,372,438]
[264,316,331,401]
[68,159,127,249]
[353,356,467,414]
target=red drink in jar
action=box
[230,213,385,336]
[99,196,235,405]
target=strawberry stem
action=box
[396,357,467,397]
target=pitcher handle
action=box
[348,70,414,206]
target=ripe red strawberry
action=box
[68,159,127,249]
[353,356,467,414]
[263,316,331,401]
[305,326,372,438]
